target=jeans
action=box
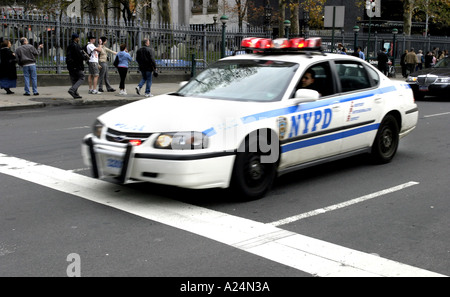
[23,64,38,94]
[138,70,153,94]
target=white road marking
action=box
[0,153,445,277]
[423,111,450,118]
[268,182,419,227]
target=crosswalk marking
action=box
[0,153,446,277]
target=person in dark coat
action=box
[135,38,157,97]
[0,39,18,94]
[66,33,87,99]
[377,47,389,75]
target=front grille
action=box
[106,128,152,144]
[417,75,437,86]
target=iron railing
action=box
[1,12,448,73]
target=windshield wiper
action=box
[169,92,185,96]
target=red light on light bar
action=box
[289,38,306,48]
[242,37,322,51]
[305,37,321,48]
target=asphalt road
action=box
[0,98,449,282]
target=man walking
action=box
[15,37,43,96]
[377,47,389,75]
[405,48,418,76]
[66,33,88,99]
[86,36,103,94]
[135,38,157,97]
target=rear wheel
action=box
[371,114,399,164]
[230,131,278,200]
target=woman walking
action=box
[116,43,132,95]
[98,36,117,93]
[0,39,18,94]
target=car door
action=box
[279,62,344,169]
[333,60,380,153]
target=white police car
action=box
[81,37,418,199]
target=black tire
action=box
[371,114,399,164]
[230,131,278,200]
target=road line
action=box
[0,153,445,277]
[423,111,450,118]
[268,182,419,227]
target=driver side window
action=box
[295,62,334,97]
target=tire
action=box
[230,131,278,200]
[371,114,399,164]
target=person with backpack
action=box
[66,33,88,99]
[135,38,157,97]
[86,36,103,94]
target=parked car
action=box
[81,37,418,200]
[406,57,450,100]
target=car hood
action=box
[98,94,276,134]
[410,67,450,77]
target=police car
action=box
[81,37,418,199]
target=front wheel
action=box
[230,132,278,200]
[371,114,399,164]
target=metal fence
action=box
[1,12,268,74]
[1,12,449,74]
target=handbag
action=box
[113,55,119,68]
[153,71,158,78]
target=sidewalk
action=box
[0,82,182,111]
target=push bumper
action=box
[82,134,236,189]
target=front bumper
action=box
[82,134,236,189]
[408,83,450,98]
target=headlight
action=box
[154,132,208,150]
[406,76,417,82]
[93,119,104,138]
[436,77,450,84]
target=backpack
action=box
[113,55,119,68]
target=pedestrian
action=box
[15,37,43,96]
[86,36,103,94]
[400,50,408,78]
[0,39,18,95]
[415,50,423,71]
[98,36,116,93]
[377,47,389,75]
[356,46,365,60]
[66,33,88,99]
[424,51,433,68]
[116,43,132,95]
[135,38,157,97]
[405,48,418,75]
[337,43,344,54]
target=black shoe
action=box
[33,93,39,96]
[68,89,78,99]
[107,88,116,92]
[98,88,104,92]
[23,93,31,96]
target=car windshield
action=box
[434,57,450,68]
[177,59,299,102]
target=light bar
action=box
[241,37,322,52]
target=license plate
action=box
[102,156,123,175]
[106,157,123,169]
[419,85,428,91]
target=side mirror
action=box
[292,89,320,104]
